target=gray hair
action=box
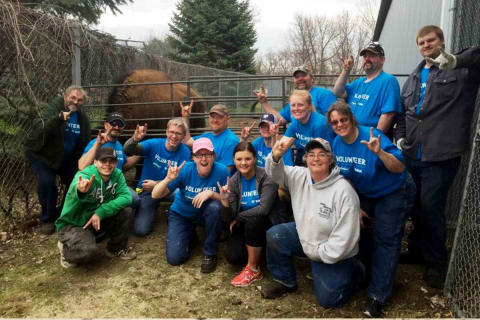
[64,85,88,100]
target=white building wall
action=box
[378,0,456,85]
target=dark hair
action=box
[416,25,445,44]
[233,141,257,158]
[326,101,358,128]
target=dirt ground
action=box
[0,203,453,319]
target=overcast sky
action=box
[97,0,374,54]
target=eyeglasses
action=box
[109,120,125,128]
[167,130,184,136]
[306,152,329,160]
[194,153,214,159]
[330,117,349,126]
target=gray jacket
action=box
[395,47,480,162]
[223,166,278,223]
[265,155,360,264]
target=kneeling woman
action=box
[262,138,364,308]
[327,101,415,317]
[152,138,229,273]
[219,141,286,287]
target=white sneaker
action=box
[57,241,77,269]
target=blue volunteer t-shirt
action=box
[280,86,337,122]
[332,126,405,198]
[168,161,229,217]
[83,139,126,169]
[196,128,239,167]
[138,138,191,188]
[251,136,293,167]
[63,112,80,158]
[345,71,401,127]
[415,67,431,159]
[284,111,333,151]
[240,175,260,211]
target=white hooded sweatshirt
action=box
[266,155,360,264]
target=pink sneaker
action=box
[231,265,263,287]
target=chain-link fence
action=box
[0,2,79,219]
[444,0,480,317]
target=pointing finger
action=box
[249,121,256,129]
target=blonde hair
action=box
[167,117,187,134]
[289,89,314,111]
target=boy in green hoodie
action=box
[55,147,135,268]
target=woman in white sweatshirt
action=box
[261,138,364,308]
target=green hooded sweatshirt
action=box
[55,164,132,231]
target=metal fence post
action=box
[72,23,81,85]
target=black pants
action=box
[225,215,270,266]
[58,208,132,264]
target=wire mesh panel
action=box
[444,0,480,317]
[0,2,76,219]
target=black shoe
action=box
[38,222,55,235]
[200,255,217,273]
[399,250,425,265]
[363,297,383,318]
[261,281,298,299]
[424,266,446,289]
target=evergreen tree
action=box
[168,0,257,74]
[17,0,132,24]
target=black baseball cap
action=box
[105,112,125,126]
[360,42,385,56]
[95,147,117,161]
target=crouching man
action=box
[55,147,136,268]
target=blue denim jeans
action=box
[266,222,364,308]
[165,200,223,266]
[27,155,77,223]
[133,190,176,236]
[358,172,416,303]
[404,156,460,267]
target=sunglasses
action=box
[109,120,125,128]
[330,117,349,126]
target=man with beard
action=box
[333,42,401,135]
[124,118,191,236]
[182,103,239,173]
[254,66,337,125]
[78,112,138,172]
[396,25,480,289]
[25,86,91,235]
